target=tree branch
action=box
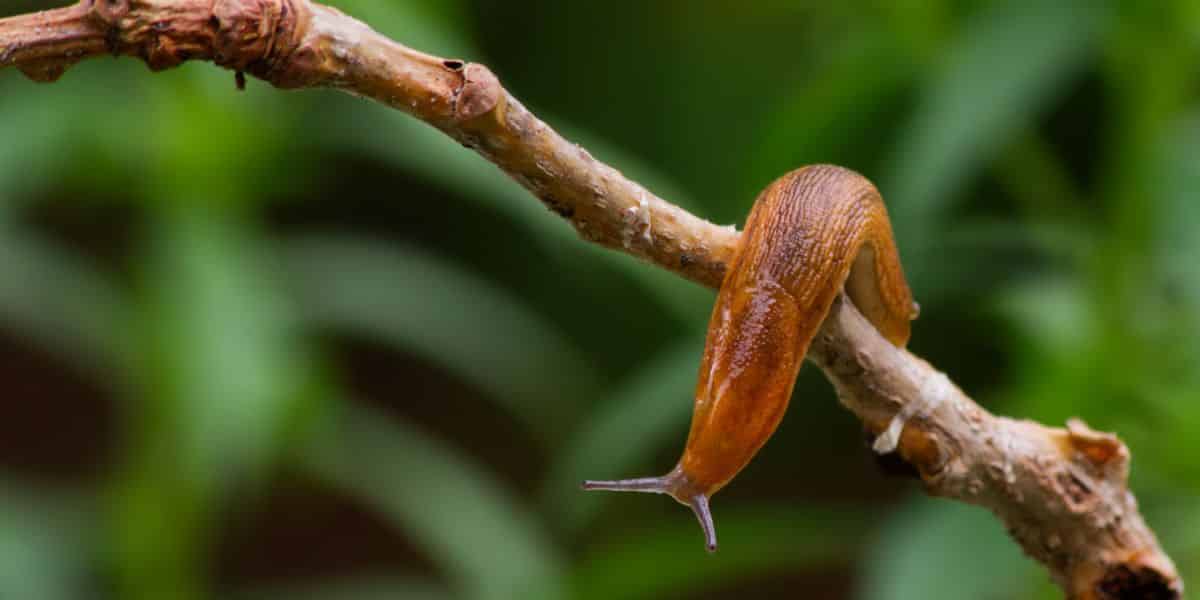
[0,2,1182,597]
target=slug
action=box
[583,165,918,552]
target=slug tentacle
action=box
[581,476,673,494]
[582,466,719,552]
[688,494,718,553]
[584,165,915,552]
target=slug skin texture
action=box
[584,165,917,552]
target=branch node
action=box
[1065,418,1129,480]
[91,0,131,24]
[873,370,950,454]
[621,191,654,249]
[17,61,69,83]
[452,63,501,121]
[211,0,308,85]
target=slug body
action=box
[584,165,917,551]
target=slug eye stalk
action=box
[582,472,718,553]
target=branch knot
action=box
[451,63,501,121]
[90,0,132,24]
[210,0,308,85]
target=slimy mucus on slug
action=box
[583,165,918,552]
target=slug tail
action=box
[582,468,719,552]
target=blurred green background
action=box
[1,0,1198,598]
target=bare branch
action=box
[812,297,1179,598]
[0,2,1182,597]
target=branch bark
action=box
[0,2,1183,598]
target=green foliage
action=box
[543,337,702,530]
[858,497,1050,600]
[572,505,875,600]
[0,0,1197,598]
[0,482,94,600]
[303,402,565,600]
[283,235,601,446]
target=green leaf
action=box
[232,573,453,600]
[573,504,874,600]
[542,337,703,531]
[1149,499,1200,564]
[0,226,126,373]
[323,0,473,58]
[1136,113,1200,490]
[0,481,94,600]
[139,67,300,208]
[883,0,1104,297]
[316,105,567,241]
[994,276,1091,359]
[302,402,565,600]
[0,68,138,210]
[991,131,1086,222]
[0,92,64,208]
[312,103,711,324]
[745,30,919,192]
[112,209,319,600]
[135,210,316,488]
[921,219,1092,300]
[281,234,601,446]
[857,496,1043,600]
[1154,114,1200,305]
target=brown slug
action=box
[583,165,918,552]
